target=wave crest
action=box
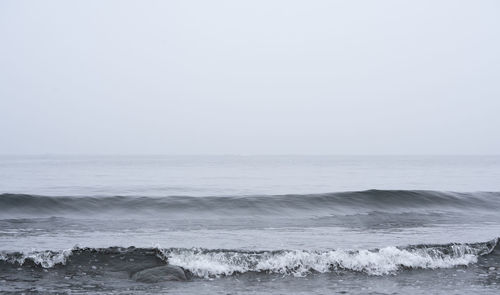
[1,238,497,278]
[162,240,496,277]
[0,249,73,268]
[2,190,500,217]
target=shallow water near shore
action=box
[1,155,500,294]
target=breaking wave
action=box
[1,238,498,278]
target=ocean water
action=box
[1,155,500,294]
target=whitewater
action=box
[1,155,500,294]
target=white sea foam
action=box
[0,240,495,277]
[163,244,487,278]
[0,248,73,268]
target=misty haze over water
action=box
[1,0,500,294]
[2,156,500,294]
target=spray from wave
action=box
[161,239,497,277]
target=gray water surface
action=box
[1,155,500,294]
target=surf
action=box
[1,238,498,279]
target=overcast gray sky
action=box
[0,0,499,155]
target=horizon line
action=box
[0,153,499,157]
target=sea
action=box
[1,155,500,294]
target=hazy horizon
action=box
[1,153,500,156]
[2,2,500,293]
[1,0,499,155]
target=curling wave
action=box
[1,238,498,278]
[1,190,500,217]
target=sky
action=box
[0,0,499,155]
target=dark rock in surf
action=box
[131,265,190,283]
